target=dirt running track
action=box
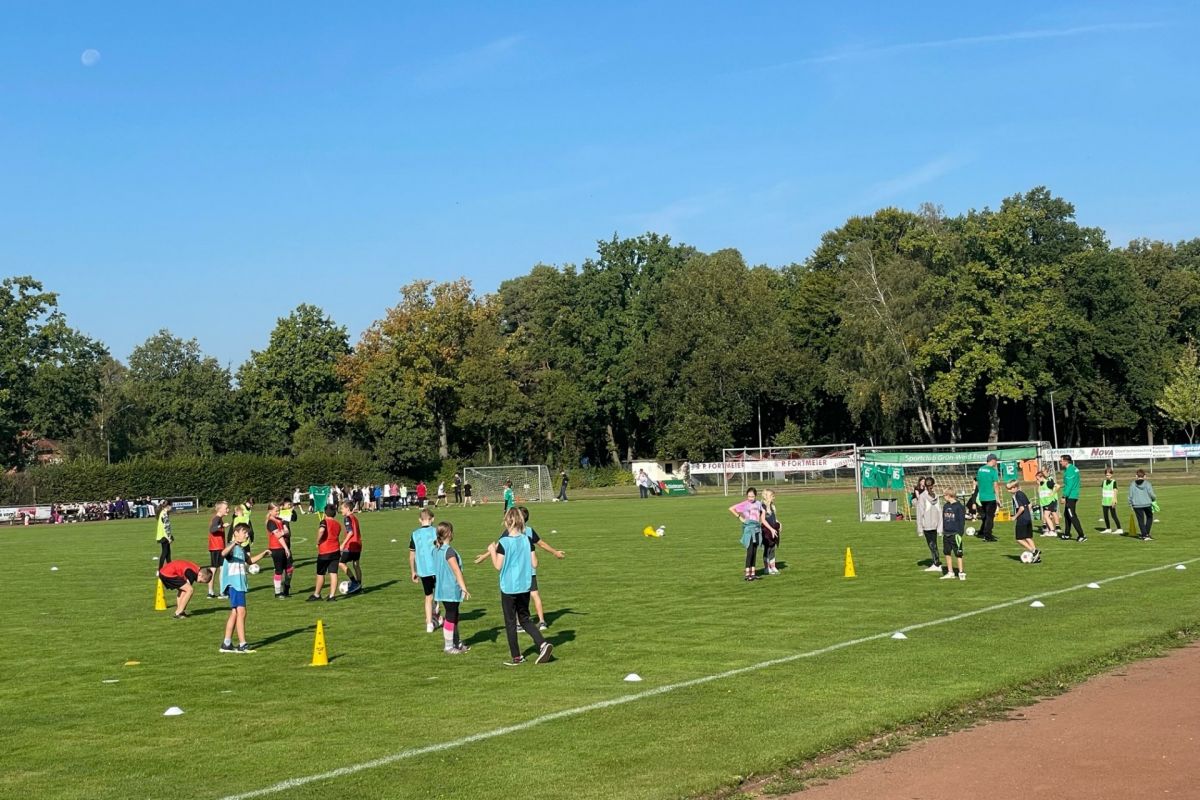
[790,642,1200,800]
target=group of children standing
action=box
[409,503,563,664]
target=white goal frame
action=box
[462,465,553,504]
[714,444,858,496]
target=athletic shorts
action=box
[227,588,246,608]
[340,550,361,563]
[1015,524,1034,541]
[1044,501,1058,512]
[942,533,964,558]
[270,548,288,573]
[159,575,187,592]
[530,574,539,592]
[209,550,224,569]
[420,575,436,596]
[316,553,340,575]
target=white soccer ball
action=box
[656,526,665,537]
[247,564,261,575]
[1019,551,1034,564]
[339,580,350,595]
[552,498,559,502]
[966,526,977,536]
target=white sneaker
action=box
[1115,528,1124,535]
[1102,528,1112,534]
[426,622,435,634]
[958,573,966,581]
[1041,532,1057,537]
[939,572,956,580]
[924,564,942,572]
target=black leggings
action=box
[1134,506,1154,537]
[1102,506,1120,529]
[158,538,172,568]
[762,541,777,565]
[923,530,941,565]
[501,592,546,658]
[980,501,997,537]
[443,601,460,625]
[1064,498,1084,537]
[745,542,758,570]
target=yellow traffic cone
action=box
[1127,512,1135,535]
[311,619,329,667]
[844,547,857,578]
[154,579,167,611]
[643,526,656,538]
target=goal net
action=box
[463,465,552,504]
[693,444,858,496]
[856,441,1056,522]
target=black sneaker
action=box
[237,643,256,654]
[325,596,337,602]
[503,656,525,666]
[1076,536,1088,543]
[219,642,236,653]
[535,642,554,664]
[306,594,321,602]
[207,593,218,599]
[172,612,189,619]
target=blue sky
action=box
[3,1,1198,368]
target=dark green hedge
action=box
[0,457,639,505]
[0,455,393,506]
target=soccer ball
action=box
[1019,551,1035,563]
[966,526,977,536]
[339,580,351,595]
[656,526,665,537]
[247,563,261,575]
[552,498,559,502]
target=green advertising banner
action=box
[863,447,1039,466]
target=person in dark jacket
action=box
[1128,469,1158,541]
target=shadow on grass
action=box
[358,579,399,595]
[544,607,585,627]
[459,608,487,622]
[255,624,316,649]
[545,628,575,648]
[462,626,503,647]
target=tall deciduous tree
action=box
[126,330,235,458]
[1158,342,1200,442]
[236,304,350,454]
[343,279,475,466]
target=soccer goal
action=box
[855,441,1056,522]
[463,465,552,504]
[700,444,858,496]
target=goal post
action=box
[855,441,1056,522]
[462,465,552,504]
[705,444,859,496]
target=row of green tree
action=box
[4,187,1200,475]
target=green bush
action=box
[568,465,635,489]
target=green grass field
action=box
[3,486,1198,800]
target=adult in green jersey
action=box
[1058,454,1086,542]
[975,454,1001,542]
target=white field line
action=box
[218,557,1199,800]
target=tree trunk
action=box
[486,430,494,464]
[1026,402,1038,440]
[987,396,1000,444]
[949,413,961,444]
[438,415,449,460]
[605,422,621,467]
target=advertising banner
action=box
[689,457,856,475]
